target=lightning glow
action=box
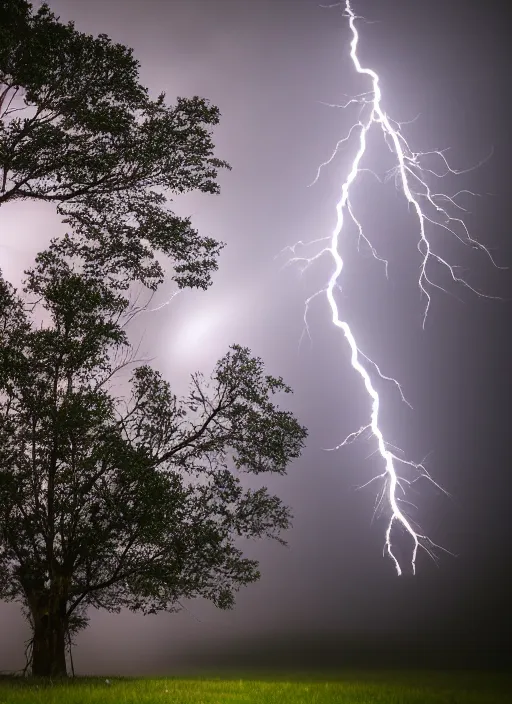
[287,1,499,574]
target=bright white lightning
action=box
[287,1,499,575]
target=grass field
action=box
[0,671,511,704]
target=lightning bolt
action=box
[285,0,500,575]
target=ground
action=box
[0,671,510,703]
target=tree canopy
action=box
[0,245,306,675]
[0,0,228,291]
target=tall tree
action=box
[0,0,228,291]
[0,244,307,677]
[0,0,308,678]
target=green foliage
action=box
[0,0,229,290]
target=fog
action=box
[1,0,511,675]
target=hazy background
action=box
[1,0,511,674]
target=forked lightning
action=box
[285,0,497,574]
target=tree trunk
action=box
[30,597,68,677]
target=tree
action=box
[0,244,307,677]
[1,0,228,291]
[0,0,307,678]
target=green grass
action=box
[0,671,510,703]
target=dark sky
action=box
[1,0,511,675]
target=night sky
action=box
[1,0,511,675]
